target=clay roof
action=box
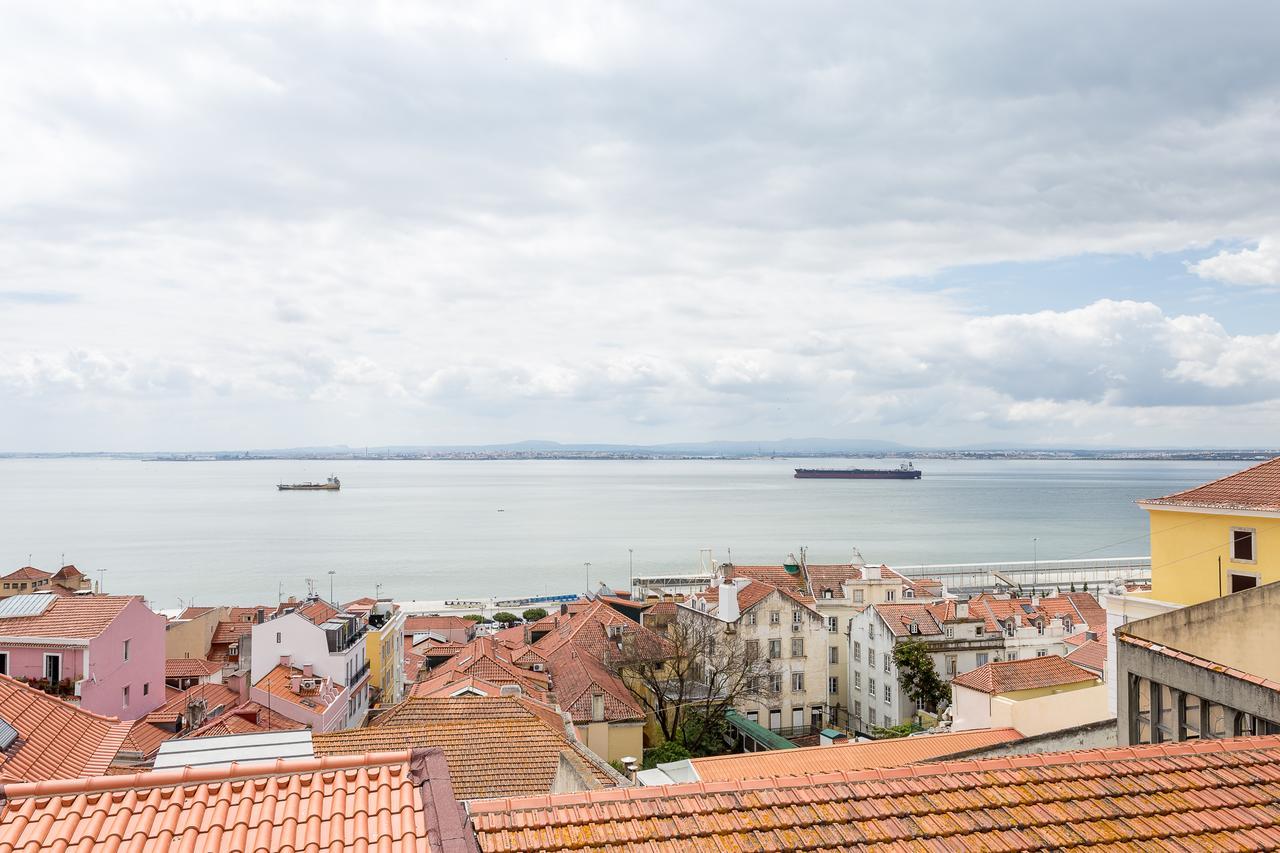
[175,606,215,621]
[143,682,242,727]
[315,707,620,800]
[951,655,1099,695]
[0,595,139,640]
[690,728,1023,781]
[872,602,944,637]
[254,665,341,713]
[294,599,340,624]
[406,615,473,632]
[469,736,1280,851]
[164,657,222,678]
[424,636,550,699]
[50,564,84,580]
[1065,638,1108,674]
[0,750,452,852]
[411,673,507,698]
[1141,455,1280,513]
[119,721,174,759]
[403,651,426,682]
[0,674,132,782]
[1118,633,1280,693]
[373,695,568,735]
[184,702,308,739]
[1,567,51,582]
[967,592,1101,634]
[208,620,253,645]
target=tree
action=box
[642,740,691,769]
[463,614,490,623]
[891,639,951,713]
[522,607,548,622]
[872,722,916,739]
[492,611,519,626]
[608,612,778,756]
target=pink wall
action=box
[83,599,167,721]
[0,644,85,684]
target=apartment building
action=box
[681,576,830,735]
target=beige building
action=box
[950,655,1107,735]
[682,575,831,735]
[165,606,231,661]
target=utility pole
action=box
[328,570,336,603]
[584,562,591,594]
[97,568,106,595]
[628,549,634,592]
[1032,537,1039,596]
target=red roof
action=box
[184,701,307,738]
[1141,455,1280,513]
[951,655,1099,695]
[164,658,221,679]
[0,674,132,782]
[175,606,215,621]
[142,682,241,726]
[1065,638,1107,673]
[469,736,1280,851]
[0,750,457,852]
[0,595,141,640]
[406,615,473,633]
[872,602,945,637]
[1,567,51,582]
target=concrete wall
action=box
[944,719,1117,760]
[165,607,229,660]
[951,684,991,731]
[582,720,644,764]
[989,683,1110,737]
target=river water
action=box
[0,457,1241,609]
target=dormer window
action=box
[822,589,833,599]
[903,589,914,599]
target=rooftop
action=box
[687,727,1023,782]
[1140,455,1280,513]
[254,664,341,713]
[950,655,1099,695]
[468,736,1280,851]
[0,594,140,640]
[153,729,315,770]
[164,657,222,679]
[0,674,132,782]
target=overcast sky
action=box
[3,2,1280,451]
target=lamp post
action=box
[328,570,336,603]
[1032,537,1039,596]
[584,562,591,594]
[628,548,634,592]
[97,568,106,595]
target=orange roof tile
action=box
[951,655,1099,695]
[1141,455,1280,512]
[0,750,454,852]
[143,682,241,727]
[0,674,132,782]
[872,602,945,637]
[0,567,51,582]
[0,595,139,640]
[468,736,1280,851]
[184,701,308,738]
[119,720,174,759]
[254,664,340,713]
[690,728,1023,781]
[373,695,568,734]
[406,615,474,633]
[208,620,253,645]
[175,606,215,621]
[50,564,84,580]
[1064,637,1108,673]
[315,706,620,800]
[164,657,222,678]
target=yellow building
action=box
[362,601,406,706]
[1139,457,1280,606]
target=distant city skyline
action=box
[3,4,1280,451]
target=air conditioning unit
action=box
[531,663,544,672]
[300,678,317,690]
[791,623,802,632]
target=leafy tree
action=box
[642,740,691,769]
[872,722,917,739]
[891,639,951,713]
[522,607,549,622]
[492,611,519,626]
[608,612,778,755]
[463,613,490,623]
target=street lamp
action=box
[584,562,591,594]
[628,548,634,592]
[97,568,106,595]
[1032,537,1039,595]
[328,570,336,603]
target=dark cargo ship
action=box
[794,463,921,480]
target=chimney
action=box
[719,578,749,624]
[560,603,569,616]
[290,675,303,693]
[591,692,605,722]
[1086,630,1099,642]
[865,565,882,580]
[956,601,969,618]
[256,608,265,624]
[302,663,314,678]
[279,654,291,667]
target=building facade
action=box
[249,609,371,732]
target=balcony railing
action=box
[349,660,371,686]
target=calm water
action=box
[0,458,1241,609]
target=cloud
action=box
[1189,239,1280,288]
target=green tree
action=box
[642,740,691,769]
[891,639,951,713]
[463,613,489,623]
[522,607,549,622]
[872,722,917,739]
[492,611,519,626]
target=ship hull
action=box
[794,468,921,479]
[277,483,341,490]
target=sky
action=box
[3,2,1280,451]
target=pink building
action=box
[0,594,166,721]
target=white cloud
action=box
[1189,239,1280,288]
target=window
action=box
[868,625,875,641]
[769,611,781,624]
[884,684,892,704]
[792,707,805,728]
[143,682,150,696]
[770,673,782,693]
[868,649,875,667]
[852,590,864,603]
[791,638,804,657]
[745,640,759,661]
[829,676,838,694]
[853,641,861,662]
[976,652,989,666]
[768,639,782,659]
[44,653,61,683]
[747,710,758,724]
[827,616,838,633]
[122,639,130,661]
[792,609,804,625]
[945,626,954,639]
[869,708,877,726]
[945,654,957,675]
[854,670,861,689]
[883,656,891,674]
[885,590,895,602]
[122,685,130,708]
[904,589,914,598]
[822,589,833,599]
[746,612,757,626]
[975,626,984,636]
[829,646,839,664]
[792,672,805,692]
[854,700,862,719]
[869,678,877,698]
[1,583,7,590]
[276,632,282,643]
[1230,572,1259,594]
[769,709,782,730]
[0,653,7,675]
[1232,528,1256,563]
[1036,649,1048,657]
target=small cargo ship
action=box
[278,476,341,491]
[794,463,921,480]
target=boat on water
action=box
[794,462,921,480]
[278,476,341,491]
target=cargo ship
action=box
[278,476,341,491]
[794,463,921,480]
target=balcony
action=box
[348,660,371,686]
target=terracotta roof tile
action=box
[143,682,241,726]
[0,674,132,782]
[1064,638,1108,674]
[950,654,1099,695]
[164,657,222,678]
[254,664,341,713]
[468,736,1280,851]
[175,606,215,620]
[0,595,139,640]
[690,728,1023,781]
[1118,633,1280,694]
[0,750,441,852]
[405,615,474,632]
[183,701,308,738]
[0,567,52,582]
[872,602,945,637]
[208,620,253,645]
[1141,455,1280,513]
